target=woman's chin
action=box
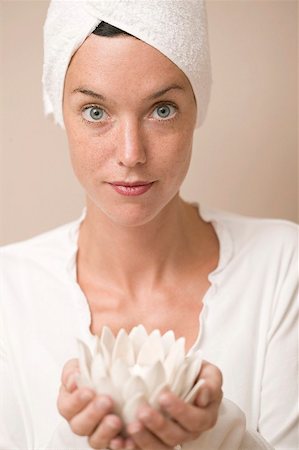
[88,199,169,229]
[104,205,164,228]
[86,189,181,228]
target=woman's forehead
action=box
[65,34,192,97]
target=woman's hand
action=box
[57,359,222,449]
[126,361,223,450]
[57,359,137,450]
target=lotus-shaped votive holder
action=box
[76,325,204,432]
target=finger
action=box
[159,390,219,434]
[57,384,96,420]
[91,432,137,450]
[137,404,188,448]
[108,436,126,450]
[61,358,80,384]
[61,358,80,392]
[108,435,138,450]
[69,395,114,436]
[196,362,223,407]
[87,414,123,449]
[127,422,171,450]
[123,437,139,449]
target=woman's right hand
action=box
[57,358,136,449]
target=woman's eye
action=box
[82,106,107,122]
[152,104,177,120]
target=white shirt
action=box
[0,206,298,450]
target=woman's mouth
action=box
[108,181,154,196]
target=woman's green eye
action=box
[152,104,176,120]
[82,106,106,122]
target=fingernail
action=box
[66,372,79,391]
[80,389,94,401]
[125,438,136,450]
[109,439,122,450]
[159,393,172,408]
[198,388,210,407]
[128,421,143,434]
[107,417,120,429]
[95,396,111,410]
[138,406,151,420]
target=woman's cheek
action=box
[69,131,107,166]
[68,139,99,183]
[166,136,192,176]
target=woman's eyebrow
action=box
[71,84,184,101]
[146,84,185,100]
[72,88,106,100]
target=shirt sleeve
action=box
[183,229,299,450]
[44,419,92,449]
[257,243,299,449]
[0,324,28,449]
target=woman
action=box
[0,1,297,449]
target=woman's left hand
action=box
[125,361,223,450]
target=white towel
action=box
[42,0,212,129]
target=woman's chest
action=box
[84,280,208,352]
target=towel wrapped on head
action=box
[42,0,212,129]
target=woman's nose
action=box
[116,118,147,168]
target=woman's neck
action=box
[77,195,213,296]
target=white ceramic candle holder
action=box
[77,325,204,432]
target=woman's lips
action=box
[109,181,154,196]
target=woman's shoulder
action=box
[199,205,298,274]
[200,205,298,249]
[0,216,80,271]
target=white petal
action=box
[112,329,135,365]
[129,325,148,359]
[77,338,93,364]
[148,381,169,409]
[163,337,186,384]
[94,376,114,396]
[76,372,93,389]
[180,352,203,398]
[172,363,188,397]
[143,360,166,394]
[101,326,115,351]
[100,326,115,365]
[183,378,205,404]
[110,358,130,391]
[91,352,107,381]
[95,377,122,415]
[161,330,176,354]
[129,324,148,337]
[137,334,164,365]
[94,336,101,353]
[77,339,92,384]
[122,392,147,425]
[149,329,161,339]
[101,343,112,367]
[123,375,147,401]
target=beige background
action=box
[0,0,298,245]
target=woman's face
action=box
[63,34,197,227]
